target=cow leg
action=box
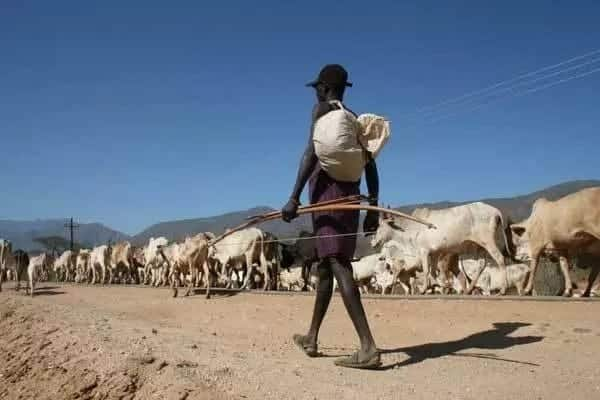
[558,255,573,297]
[203,261,212,299]
[29,270,34,297]
[465,255,486,295]
[261,262,271,291]
[390,270,401,295]
[91,264,97,284]
[582,265,600,297]
[399,281,410,295]
[479,241,508,295]
[241,254,254,290]
[169,263,178,297]
[101,264,107,285]
[418,253,431,294]
[524,250,542,295]
[515,275,525,296]
[184,262,197,297]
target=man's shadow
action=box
[378,322,543,370]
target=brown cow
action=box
[509,187,600,296]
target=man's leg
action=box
[330,256,380,367]
[294,258,333,355]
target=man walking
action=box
[281,64,382,369]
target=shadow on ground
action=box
[31,290,66,296]
[186,288,240,299]
[377,322,544,370]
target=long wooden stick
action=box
[305,204,437,229]
[209,203,436,246]
[245,194,367,220]
[210,196,365,245]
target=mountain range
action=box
[1,179,598,252]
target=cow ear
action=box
[510,224,526,237]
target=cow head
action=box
[371,217,404,248]
[208,245,217,259]
[508,222,531,262]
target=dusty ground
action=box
[1,284,600,400]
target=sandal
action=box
[334,351,382,370]
[293,334,319,358]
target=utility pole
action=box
[64,217,80,251]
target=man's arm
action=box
[363,153,380,234]
[281,102,331,222]
[288,135,317,203]
[364,154,379,206]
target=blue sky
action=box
[1,0,599,235]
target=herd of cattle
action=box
[1,187,599,298]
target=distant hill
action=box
[2,180,598,253]
[0,219,130,251]
[132,207,313,245]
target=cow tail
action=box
[259,232,268,275]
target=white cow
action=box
[156,233,212,297]
[180,233,211,296]
[378,240,422,295]
[157,241,182,291]
[278,265,305,291]
[143,237,169,287]
[0,239,13,292]
[332,254,389,294]
[27,253,54,297]
[372,202,512,295]
[457,256,530,295]
[208,228,268,295]
[54,250,77,282]
[75,249,91,283]
[89,245,112,284]
[371,265,397,294]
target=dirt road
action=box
[1,284,600,400]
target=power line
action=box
[400,48,600,121]
[409,64,600,127]
[423,55,600,116]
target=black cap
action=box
[306,64,353,88]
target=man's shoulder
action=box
[311,101,334,122]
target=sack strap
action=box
[328,100,346,112]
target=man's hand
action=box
[363,210,379,235]
[281,198,300,223]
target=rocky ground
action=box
[1,283,600,399]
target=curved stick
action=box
[209,196,365,246]
[306,204,436,229]
[209,203,436,246]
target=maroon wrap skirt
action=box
[308,165,360,260]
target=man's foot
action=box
[334,349,381,370]
[293,334,319,357]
